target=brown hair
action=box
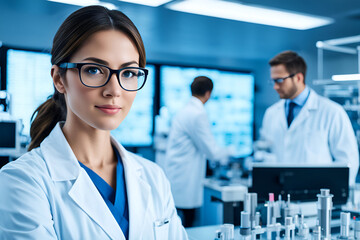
[28,5,146,151]
[269,50,307,83]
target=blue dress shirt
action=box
[285,86,310,122]
[79,148,129,239]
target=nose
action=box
[273,82,280,90]
[103,73,122,97]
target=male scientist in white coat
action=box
[165,76,230,227]
[260,50,359,185]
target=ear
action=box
[206,90,212,100]
[296,72,305,84]
[51,65,66,94]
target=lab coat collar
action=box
[190,96,205,109]
[287,89,319,130]
[274,88,319,130]
[303,88,319,110]
[40,123,151,240]
[40,122,80,181]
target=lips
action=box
[95,105,121,114]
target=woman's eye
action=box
[84,66,102,75]
[122,70,136,78]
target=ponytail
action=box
[28,90,67,151]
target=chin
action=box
[90,119,123,131]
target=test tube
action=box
[267,193,274,226]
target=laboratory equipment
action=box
[244,193,258,228]
[355,220,360,240]
[251,163,349,204]
[317,189,333,240]
[284,217,295,240]
[0,90,9,112]
[338,212,352,239]
[202,187,360,240]
[313,225,322,240]
[0,119,21,156]
[215,224,235,240]
[298,214,309,239]
[240,211,251,240]
[202,178,248,226]
[221,224,234,240]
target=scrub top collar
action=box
[78,148,129,239]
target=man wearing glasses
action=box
[259,50,359,185]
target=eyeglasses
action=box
[58,62,148,91]
[271,73,296,84]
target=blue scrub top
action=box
[79,148,129,239]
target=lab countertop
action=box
[203,178,249,202]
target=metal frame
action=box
[316,35,360,80]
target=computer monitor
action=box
[0,119,21,156]
[5,48,53,136]
[250,163,349,205]
[160,65,254,157]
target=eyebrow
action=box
[82,57,139,68]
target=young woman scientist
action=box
[0,6,187,240]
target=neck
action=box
[290,84,306,100]
[194,95,207,104]
[62,117,115,168]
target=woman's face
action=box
[55,30,139,131]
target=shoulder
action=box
[314,92,346,114]
[0,148,52,205]
[0,148,49,181]
[264,100,284,115]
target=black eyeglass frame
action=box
[271,73,297,84]
[58,62,148,91]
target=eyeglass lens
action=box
[80,64,146,90]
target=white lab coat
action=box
[0,123,188,240]
[260,89,359,185]
[165,97,229,208]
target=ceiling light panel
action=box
[332,74,360,81]
[167,0,334,30]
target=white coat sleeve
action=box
[188,111,229,162]
[0,165,58,240]
[161,169,188,239]
[328,107,359,186]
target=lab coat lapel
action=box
[41,124,124,240]
[278,100,288,130]
[112,140,151,240]
[288,90,318,130]
[68,170,125,240]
